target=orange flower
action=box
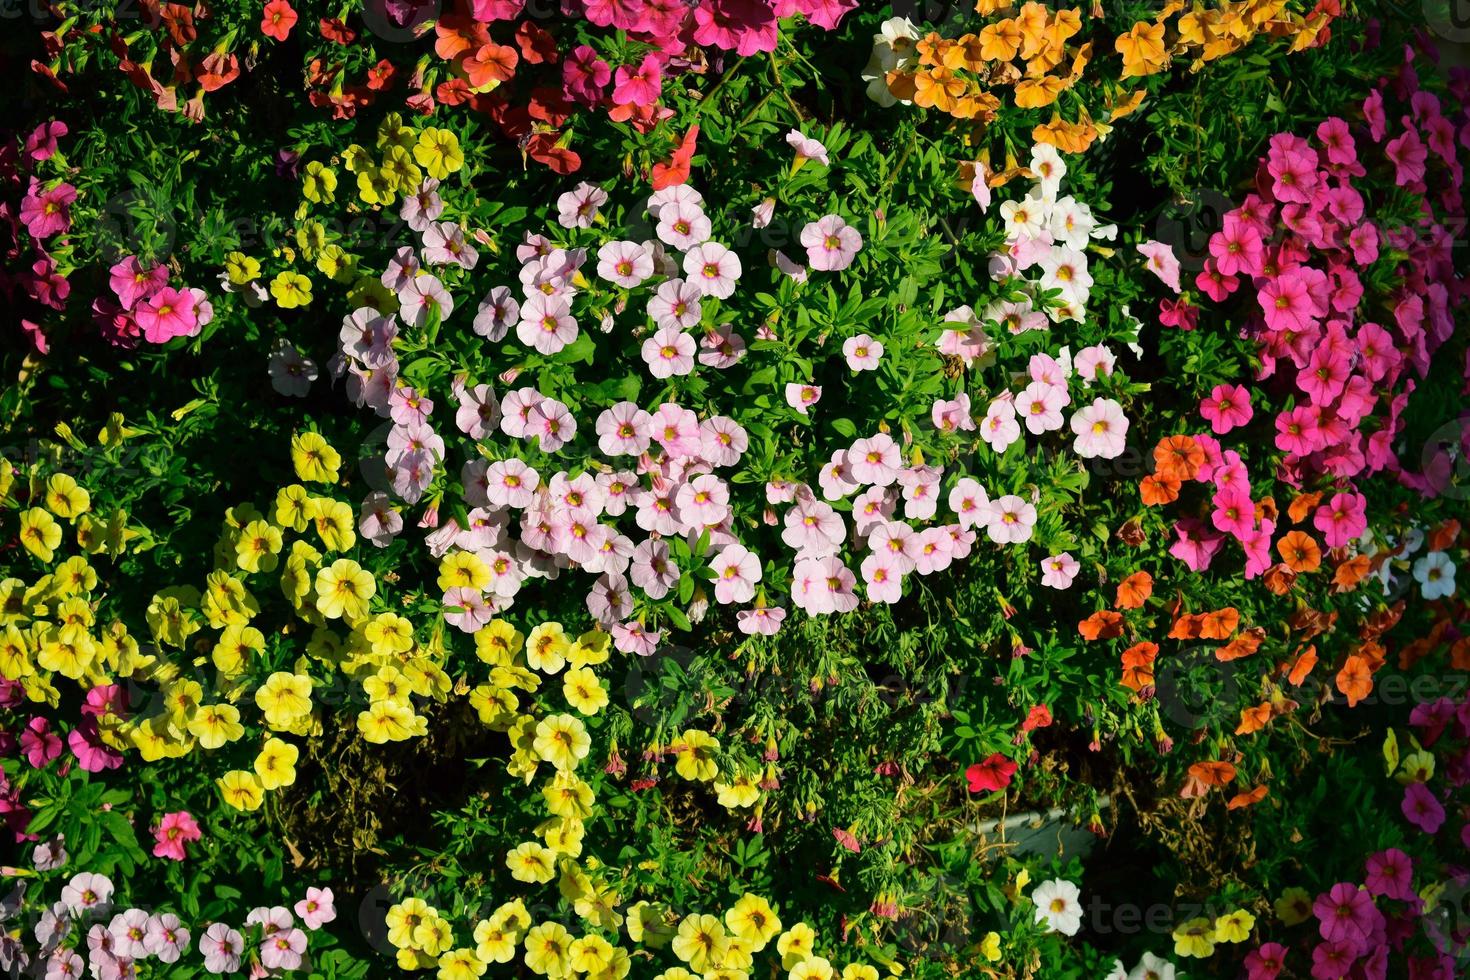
[1335,654,1374,707]
[1285,645,1317,685]
[1116,571,1153,610]
[976,0,1015,13]
[1263,564,1297,595]
[1078,610,1124,641]
[1287,490,1323,524]
[1168,612,1201,640]
[1014,75,1067,109]
[1153,435,1204,482]
[1140,473,1181,506]
[1198,607,1239,640]
[1276,530,1322,573]
[1120,641,1158,691]
[1226,784,1269,809]
[1189,760,1236,787]
[1332,554,1371,592]
[1032,114,1097,153]
[1215,628,1262,662]
[1015,1,1052,59]
[913,68,967,112]
[1235,702,1272,735]
[1108,88,1147,120]
[1428,518,1461,552]
[434,15,490,62]
[1451,637,1470,672]
[1116,21,1167,77]
[978,19,1023,61]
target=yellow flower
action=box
[274,484,312,532]
[235,519,283,574]
[437,948,484,980]
[533,713,590,772]
[672,914,728,974]
[542,772,595,819]
[777,924,816,970]
[270,270,313,309]
[562,666,608,715]
[568,935,614,975]
[316,244,355,282]
[715,772,760,810]
[188,703,244,749]
[255,671,314,730]
[254,736,300,790]
[315,559,375,621]
[225,252,262,285]
[218,769,264,811]
[475,619,524,665]
[469,684,518,728]
[358,698,424,743]
[438,551,491,593]
[37,625,96,679]
[472,918,517,964]
[522,922,571,976]
[526,622,570,674]
[357,168,397,207]
[342,143,374,174]
[308,497,356,552]
[379,145,423,192]
[414,127,464,180]
[791,957,835,980]
[291,432,341,484]
[387,898,434,950]
[1172,917,1216,958]
[1213,908,1255,943]
[364,665,411,704]
[725,894,781,950]
[539,816,584,857]
[979,931,1002,962]
[44,473,90,518]
[567,629,611,668]
[212,624,265,676]
[1274,887,1313,926]
[53,556,97,596]
[19,508,62,562]
[302,161,338,204]
[674,729,720,782]
[1397,749,1435,784]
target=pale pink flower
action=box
[980,399,1021,452]
[785,129,830,165]
[751,199,775,228]
[642,327,697,378]
[711,544,761,604]
[785,383,822,415]
[948,478,989,530]
[1016,381,1068,434]
[473,286,519,341]
[984,494,1037,545]
[422,220,478,269]
[683,242,741,298]
[400,178,443,232]
[675,474,730,526]
[1040,552,1079,589]
[597,240,654,287]
[517,294,578,354]
[656,202,712,251]
[699,416,748,467]
[737,606,785,635]
[860,553,904,603]
[294,888,336,930]
[556,182,607,229]
[801,214,863,272]
[398,274,453,329]
[485,459,539,508]
[529,398,576,452]
[849,433,901,487]
[1137,240,1181,292]
[647,278,703,330]
[842,334,883,370]
[597,402,653,456]
[1070,398,1129,459]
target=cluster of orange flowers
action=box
[881,0,1334,153]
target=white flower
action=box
[1413,551,1457,600]
[1128,952,1176,980]
[1104,960,1127,980]
[1031,878,1083,936]
[1029,143,1067,202]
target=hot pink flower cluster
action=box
[1,120,76,354]
[91,255,212,348]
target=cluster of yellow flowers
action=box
[217,113,465,314]
[385,888,889,980]
[867,0,1331,153]
[1171,908,1256,958]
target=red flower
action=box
[651,124,699,190]
[319,17,357,45]
[1021,704,1054,732]
[965,753,1017,793]
[261,0,298,41]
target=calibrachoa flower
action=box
[151,812,201,861]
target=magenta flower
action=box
[67,718,123,773]
[19,179,76,239]
[21,717,62,768]
[1210,212,1265,277]
[1200,383,1253,434]
[108,257,168,309]
[562,44,611,104]
[1310,939,1359,979]
[1312,492,1367,549]
[1385,125,1428,187]
[801,214,863,272]
[1274,405,1322,455]
[1245,942,1287,980]
[1402,782,1445,834]
[151,811,202,861]
[1364,848,1414,901]
[1313,882,1377,948]
[1258,271,1320,334]
[135,286,199,343]
[611,54,662,106]
[1266,145,1318,204]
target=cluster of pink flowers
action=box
[0,680,131,822]
[1,120,76,354]
[5,869,337,979]
[93,255,212,347]
[1150,49,1470,577]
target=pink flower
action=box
[1364,849,1413,901]
[1016,381,1068,434]
[19,180,76,239]
[859,553,904,603]
[656,202,712,251]
[1312,492,1367,548]
[642,327,696,378]
[517,295,578,354]
[144,912,189,963]
[597,402,653,457]
[151,811,201,861]
[1211,486,1255,539]
[711,544,761,604]
[294,887,337,930]
[1209,212,1265,278]
[67,718,123,772]
[647,278,703,330]
[800,214,863,272]
[785,130,830,166]
[597,240,654,288]
[683,242,741,298]
[1258,271,1320,334]
[1200,383,1253,434]
[1274,405,1322,455]
[1402,783,1444,834]
[1244,942,1287,980]
[556,182,607,229]
[983,494,1036,545]
[260,927,307,971]
[791,555,859,615]
[1313,882,1379,948]
[849,433,900,487]
[1385,125,1428,187]
[736,605,786,636]
[24,120,67,163]
[842,334,883,370]
[135,286,199,343]
[1137,240,1181,292]
[21,717,62,768]
[1040,552,1079,589]
[529,398,576,452]
[979,399,1019,451]
[109,257,168,309]
[785,383,822,415]
[200,923,244,974]
[1069,398,1129,459]
[948,478,990,530]
[970,162,992,211]
[1266,145,1318,204]
[397,274,454,329]
[611,54,662,107]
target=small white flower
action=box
[1413,551,1456,600]
[1031,878,1083,936]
